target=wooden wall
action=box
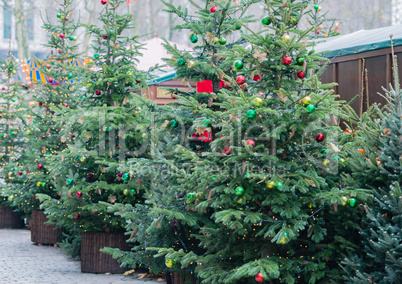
[142,79,195,105]
[320,46,402,116]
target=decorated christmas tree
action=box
[141,1,366,283]
[37,0,149,257]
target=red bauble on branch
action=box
[87,173,94,179]
[210,6,218,13]
[316,133,325,142]
[76,192,82,198]
[246,139,255,147]
[74,214,80,219]
[236,75,246,85]
[255,273,264,283]
[59,34,65,39]
[297,71,305,79]
[283,56,292,65]
[101,0,107,5]
[95,90,101,95]
[37,164,43,169]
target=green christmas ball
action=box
[244,172,250,178]
[109,30,114,34]
[170,120,178,128]
[11,99,15,102]
[296,57,305,66]
[187,193,197,202]
[306,104,316,113]
[320,149,327,154]
[234,60,244,70]
[177,58,185,66]
[219,37,227,45]
[247,109,257,119]
[122,173,129,181]
[276,182,283,189]
[69,36,74,41]
[203,119,211,127]
[190,34,198,43]
[10,131,15,135]
[235,186,245,196]
[106,126,111,132]
[349,198,357,208]
[56,13,61,18]
[2,154,7,158]
[66,179,73,185]
[10,168,14,171]
[67,74,73,79]
[41,182,46,187]
[82,96,87,100]
[94,53,100,59]
[314,4,320,10]
[262,17,272,26]
[235,24,242,30]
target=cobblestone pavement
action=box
[0,229,165,284]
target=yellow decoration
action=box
[26,130,31,135]
[37,182,42,187]
[8,195,14,201]
[341,196,348,206]
[123,189,129,195]
[281,34,291,43]
[8,172,12,177]
[165,259,176,268]
[322,159,330,166]
[253,97,263,107]
[266,181,275,189]
[80,156,86,162]
[302,96,312,106]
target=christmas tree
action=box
[341,53,402,283]
[142,1,366,283]
[37,0,149,257]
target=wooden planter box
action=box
[166,271,198,284]
[30,210,63,245]
[0,205,25,228]
[81,231,130,274]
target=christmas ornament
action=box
[95,90,101,95]
[255,272,264,283]
[349,198,357,208]
[314,5,320,11]
[67,179,73,185]
[203,119,212,127]
[236,75,246,85]
[187,60,196,69]
[2,154,7,158]
[276,182,283,189]
[234,60,244,70]
[266,181,275,189]
[235,24,242,30]
[8,195,13,201]
[17,171,22,176]
[94,53,100,59]
[210,6,218,13]
[297,71,305,79]
[283,56,292,65]
[341,196,348,206]
[190,34,198,43]
[357,148,365,154]
[37,182,42,187]
[247,109,257,119]
[316,133,325,142]
[69,36,74,41]
[67,74,73,79]
[87,173,94,179]
[306,104,315,113]
[235,186,245,196]
[224,147,232,154]
[10,131,15,135]
[246,140,255,147]
[37,164,43,169]
[118,172,123,177]
[213,37,220,44]
[170,120,178,128]
[101,0,107,4]
[262,16,272,25]
[281,34,291,43]
[252,97,263,107]
[41,136,45,139]
[322,159,330,166]
[74,214,80,219]
[289,17,297,24]
[177,58,185,66]
[165,259,176,268]
[59,34,65,39]
[302,96,311,106]
[187,193,197,204]
[296,57,305,65]
[56,13,61,18]
[122,173,129,181]
[219,37,227,45]
[41,182,46,187]
[76,192,82,198]
[279,232,289,244]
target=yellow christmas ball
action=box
[187,60,196,69]
[26,130,31,135]
[281,34,291,44]
[165,259,176,268]
[27,115,31,119]
[123,189,129,195]
[80,156,86,162]
[253,97,263,107]
[142,133,146,138]
[302,96,312,106]
[8,195,14,201]
[8,172,12,177]
[341,196,348,206]
[339,158,346,163]
[266,181,275,189]
[213,37,220,44]
[37,182,42,187]
[322,159,330,166]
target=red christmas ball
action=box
[297,71,305,79]
[246,139,255,147]
[118,172,123,177]
[48,78,54,83]
[210,6,218,13]
[236,75,246,85]
[87,173,94,179]
[224,147,232,154]
[74,214,80,219]
[102,35,108,39]
[255,273,264,283]
[58,49,63,53]
[37,164,43,169]
[76,192,82,198]
[1,87,5,90]
[101,0,107,4]
[316,133,325,142]
[95,90,101,95]
[283,56,292,65]
[71,133,75,138]
[41,136,45,139]
[59,34,65,39]
[17,171,22,176]
[46,65,51,69]
[38,102,43,106]
[63,103,68,107]
[240,83,248,91]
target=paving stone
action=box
[0,229,164,284]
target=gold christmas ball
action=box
[26,130,31,135]
[80,156,86,162]
[322,159,330,166]
[37,182,42,187]
[187,60,196,69]
[302,96,312,106]
[253,97,263,107]
[341,196,348,206]
[8,172,12,177]
[123,189,129,195]
[165,259,176,268]
[281,34,291,44]
[266,181,275,189]
[213,37,219,44]
[8,195,14,201]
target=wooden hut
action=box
[315,24,402,116]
